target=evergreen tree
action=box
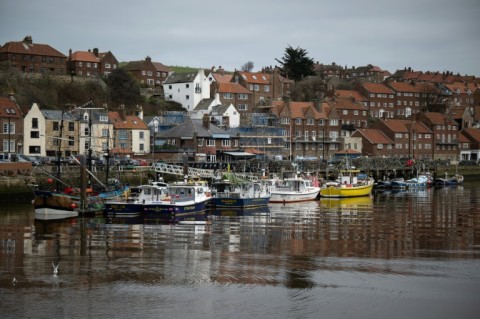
[105,68,141,107]
[275,45,315,82]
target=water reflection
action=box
[1,183,480,319]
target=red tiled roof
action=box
[0,37,65,57]
[328,98,367,110]
[423,112,446,125]
[0,97,22,118]
[334,90,365,101]
[152,62,170,73]
[70,51,99,63]
[388,81,417,92]
[108,111,148,129]
[462,128,480,142]
[355,128,393,144]
[239,72,271,84]
[272,100,328,119]
[213,73,233,83]
[362,82,394,94]
[218,82,251,94]
[458,131,470,143]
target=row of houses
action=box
[1,36,480,163]
[2,92,480,164]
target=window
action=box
[238,94,248,100]
[343,110,348,115]
[223,93,233,99]
[197,138,204,146]
[139,132,144,139]
[237,104,247,111]
[253,84,259,91]
[3,140,15,152]
[100,115,108,122]
[68,136,74,146]
[3,123,14,134]
[295,118,302,125]
[29,146,41,154]
[119,130,127,140]
[377,144,384,149]
[147,71,152,76]
[102,142,108,151]
[264,85,270,92]
[84,127,90,136]
[105,63,111,69]
[68,122,74,131]
[207,139,215,146]
[102,128,109,137]
[31,131,39,138]
[306,118,314,125]
[119,142,127,149]
[186,84,189,88]
[186,95,190,100]
[32,118,38,129]
[222,140,230,147]
[140,144,144,151]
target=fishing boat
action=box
[268,175,320,203]
[211,173,271,208]
[404,174,429,189]
[375,177,405,191]
[33,164,129,217]
[104,180,168,218]
[434,172,464,187]
[320,170,374,198]
[144,181,213,223]
[32,103,129,217]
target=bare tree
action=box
[241,61,254,72]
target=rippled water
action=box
[1,182,480,319]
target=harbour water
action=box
[1,182,480,319]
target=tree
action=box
[276,45,315,82]
[241,61,254,72]
[105,68,141,107]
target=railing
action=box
[150,162,258,181]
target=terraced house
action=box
[0,36,66,74]
[67,48,119,77]
[0,96,24,155]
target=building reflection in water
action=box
[0,183,479,288]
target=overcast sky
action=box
[1,0,479,76]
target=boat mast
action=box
[55,111,65,192]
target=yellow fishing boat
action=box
[320,170,374,198]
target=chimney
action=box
[119,104,126,120]
[146,56,151,62]
[135,105,143,120]
[218,66,224,75]
[202,114,210,130]
[23,35,33,45]
[93,48,99,57]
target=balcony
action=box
[436,139,459,145]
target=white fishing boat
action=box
[268,175,320,203]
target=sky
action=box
[1,0,479,76]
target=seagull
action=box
[52,262,60,276]
[12,277,17,286]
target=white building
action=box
[163,69,211,111]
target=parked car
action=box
[17,154,41,166]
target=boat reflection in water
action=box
[320,195,374,211]
[211,205,271,217]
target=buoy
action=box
[70,203,77,209]
[47,178,53,184]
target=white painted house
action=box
[23,103,46,156]
[163,69,211,112]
